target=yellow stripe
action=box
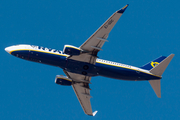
[122,5,128,10]
[9,49,68,57]
[57,77,72,82]
[65,45,80,50]
[96,61,161,78]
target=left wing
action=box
[68,4,129,64]
[79,4,129,55]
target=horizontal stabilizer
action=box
[150,54,174,76]
[149,54,174,98]
[149,79,161,98]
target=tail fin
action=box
[140,56,167,70]
[148,54,174,98]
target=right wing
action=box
[63,70,95,116]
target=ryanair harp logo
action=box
[151,61,159,67]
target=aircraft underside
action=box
[11,50,160,81]
[5,4,174,116]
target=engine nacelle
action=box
[55,75,72,86]
[63,45,81,56]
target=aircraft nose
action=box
[5,47,11,53]
[5,44,30,54]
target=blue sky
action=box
[1,0,180,119]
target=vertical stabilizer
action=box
[140,56,167,70]
[149,79,161,98]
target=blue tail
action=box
[140,56,167,70]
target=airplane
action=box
[5,4,174,116]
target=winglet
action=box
[93,111,98,116]
[117,4,129,13]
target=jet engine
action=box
[55,75,72,86]
[63,45,81,56]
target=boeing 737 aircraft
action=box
[5,4,174,116]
